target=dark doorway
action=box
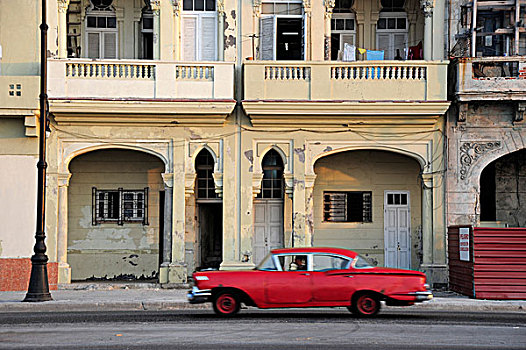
[277,18,303,60]
[198,202,223,270]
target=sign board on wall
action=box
[459,227,470,262]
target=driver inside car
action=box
[289,256,307,271]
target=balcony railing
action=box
[244,60,448,102]
[48,59,234,100]
[454,56,526,101]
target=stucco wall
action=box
[312,150,422,269]
[67,149,164,280]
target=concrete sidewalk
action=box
[0,283,525,313]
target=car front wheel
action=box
[213,291,240,316]
[349,293,381,317]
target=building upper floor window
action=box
[92,187,149,225]
[260,0,304,60]
[85,0,117,59]
[331,0,356,60]
[380,0,405,12]
[377,12,408,60]
[323,191,372,222]
[182,0,217,61]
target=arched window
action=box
[196,149,217,199]
[258,149,284,199]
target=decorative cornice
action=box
[459,141,502,180]
[253,0,262,17]
[151,0,161,15]
[185,173,196,197]
[252,173,264,197]
[324,0,335,18]
[58,172,72,187]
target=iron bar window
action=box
[323,191,372,222]
[92,187,149,225]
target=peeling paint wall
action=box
[312,150,422,270]
[68,149,164,280]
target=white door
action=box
[384,191,411,269]
[253,199,284,265]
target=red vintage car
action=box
[187,247,432,317]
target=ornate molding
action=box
[458,103,468,123]
[459,141,502,180]
[58,172,72,187]
[217,0,225,15]
[253,0,262,17]
[57,0,70,13]
[421,0,433,18]
[303,0,312,13]
[212,172,223,197]
[151,0,161,15]
[252,173,264,197]
[324,0,335,19]
[162,172,174,188]
[184,173,196,197]
[171,0,181,16]
[283,173,294,197]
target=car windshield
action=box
[354,255,373,268]
[256,253,278,271]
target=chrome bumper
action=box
[187,286,212,304]
[410,291,434,302]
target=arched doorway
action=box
[480,149,526,227]
[67,149,165,281]
[195,148,223,270]
[313,150,421,269]
[253,149,285,264]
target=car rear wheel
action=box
[213,291,240,316]
[349,293,381,317]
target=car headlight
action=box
[424,283,430,290]
[195,276,209,281]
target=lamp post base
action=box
[23,261,53,302]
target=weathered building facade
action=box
[1,0,450,291]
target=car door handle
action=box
[300,273,310,276]
[346,275,354,278]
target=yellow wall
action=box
[313,150,422,269]
[67,149,164,280]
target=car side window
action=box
[277,255,308,271]
[257,254,278,271]
[312,254,351,272]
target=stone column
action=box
[57,0,70,58]
[421,0,433,60]
[172,0,182,60]
[303,0,312,60]
[324,0,335,60]
[151,0,161,60]
[57,172,72,284]
[218,0,225,61]
[303,174,317,247]
[421,174,433,266]
[116,7,125,59]
[159,172,173,284]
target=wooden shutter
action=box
[87,32,100,59]
[377,33,390,58]
[260,16,275,60]
[201,15,217,61]
[182,16,197,61]
[103,32,117,59]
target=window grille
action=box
[92,187,149,225]
[323,191,372,222]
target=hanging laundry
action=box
[408,41,423,60]
[343,43,356,62]
[366,50,384,60]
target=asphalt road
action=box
[0,309,525,349]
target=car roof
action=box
[270,247,358,259]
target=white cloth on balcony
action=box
[343,43,356,62]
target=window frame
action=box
[331,12,356,60]
[85,10,118,59]
[323,191,373,223]
[376,12,408,60]
[92,187,149,225]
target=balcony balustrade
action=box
[48,59,234,100]
[244,60,448,102]
[454,56,526,101]
[242,60,449,126]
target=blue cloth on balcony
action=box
[366,50,384,61]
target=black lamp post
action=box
[24,0,52,302]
